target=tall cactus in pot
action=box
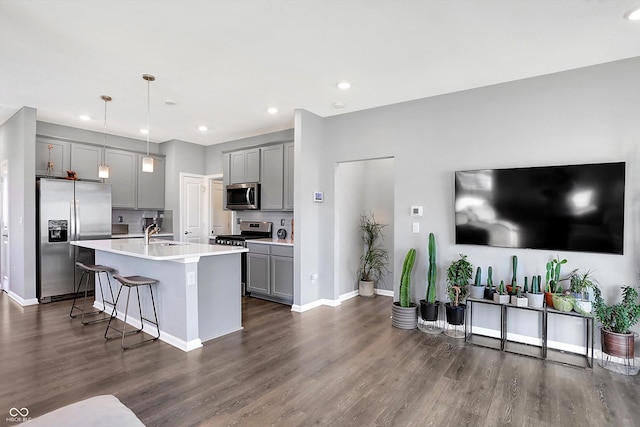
[399,248,416,307]
[426,233,437,304]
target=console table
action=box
[465,297,594,368]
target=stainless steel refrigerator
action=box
[36,179,112,302]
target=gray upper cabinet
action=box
[36,138,70,177]
[260,144,284,210]
[283,142,294,211]
[137,155,165,210]
[222,152,230,210]
[229,148,261,184]
[105,149,137,208]
[70,144,101,181]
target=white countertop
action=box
[71,238,247,261]
[111,233,174,239]
[249,238,294,247]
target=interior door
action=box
[181,174,206,243]
[210,178,231,237]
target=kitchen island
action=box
[70,238,247,352]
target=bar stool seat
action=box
[105,274,160,349]
[70,262,116,325]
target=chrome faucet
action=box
[144,223,160,245]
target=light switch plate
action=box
[412,222,420,233]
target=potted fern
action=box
[392,248,418,329]
[593,284,640,364]
[445,254,472,325]
[358,213,389,297]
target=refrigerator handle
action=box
[70,198,76,240]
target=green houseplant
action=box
[569,270,597,313]
[419,233,441,327]
[358,213,389,297]
[593,285,640,362]
[445,254,472,326]
[392,248,418,329]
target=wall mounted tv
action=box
[454,162,625,254]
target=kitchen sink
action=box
[149,240,187,246]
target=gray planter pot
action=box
[359,280,375,297]
[391,302,418,329]
[469,285,485,299]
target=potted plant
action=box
[392,248,418,329]
[484,266,495,300]
[544,256,567,308]
[592,284,640,364]
[469,266,485,299]
[506,255,518,294]
[511,287,528,307]
[526,275,544,308]
[419,233,440,326]
[551,291,574,312]
[445,254,472,326]
[493,280,510,304]
[569,270,597,313]
[358,213,389,297]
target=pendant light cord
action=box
[146,77,150,156]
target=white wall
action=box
[296,57,640,348]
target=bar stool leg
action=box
[69,270,87,318]
[148,285,160,340]
[105,284,124,340]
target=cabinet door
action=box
[260,144,284,210]
[283,142,294,211]
[105,149,136,208]
[271,255,293,300]
[36,139,70,177]
[247,253,270,294]
[137,155,165,209]
[222,152,230,210]
[229,151,246,184]
[71,144,101,181]
[244,148,261,182]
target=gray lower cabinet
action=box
[246,243,293,304]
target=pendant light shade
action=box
[142,74,155,173]
[98,95,112,179]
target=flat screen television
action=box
[454,162,625,254]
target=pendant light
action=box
[98,95,112,178]
[142,73,155,173]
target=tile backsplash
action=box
[233,211,294,239]
[112,209,173,234]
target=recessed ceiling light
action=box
[337,81,351,90]
[333,102,346,109]
[198,125,208,132]
[625,7,640,20]
[140,128,149,134]
[79,114,91,121]
[267,107,278,114]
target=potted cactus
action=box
[445,254,472,326]
[392,248,418,329]
[526,275,544,308]
[469,266,485,299]
[511,286,528,307]
[506,255,519,294]
[544,256,567,308]
[493,280,510,304]
[358,213,389,297]
[484,266,495,300]
[420,233,440,323]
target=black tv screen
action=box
[454,162,625,254]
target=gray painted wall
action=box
[296,57,640,347]
[0,107,37,300]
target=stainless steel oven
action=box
[226,183,260,210]
[212,221,272,295]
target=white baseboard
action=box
[291,298,341,313]
[7,290,39,306]
[95,302,203,352]
[375,289,394,297]
[472,325,590,354]
[339,290,358,301]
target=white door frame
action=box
[0,160,8,293]
[205,173,233,237]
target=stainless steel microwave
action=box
[226,183,260,210]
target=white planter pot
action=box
[359,280,375,297]
[469,286,485,299]
[575,300,592,314]
[526,292,544,308]
[493,294,510,304]
[511,295,528,307]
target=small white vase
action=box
[493,294,510,304]
[511,295,528,307]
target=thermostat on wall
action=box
[411,206,423,216]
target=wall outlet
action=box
[311,273,318,284]
[187,271,196,285]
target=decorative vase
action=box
[525,292,544,308]
[419,300,439,322]
[469,285,485,299]
[551,294,574,312]
[601,328,637,359]
[484,287,495,300]
[444,302,466,325]
[359,280,375,297]
[544,291,556,309]
[391,302,418,329]
[574,299,592,314]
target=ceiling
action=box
[1,1,640,147]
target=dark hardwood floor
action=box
[1,291,639,427]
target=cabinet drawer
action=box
[247,243,270,254]
[271,245,293,257]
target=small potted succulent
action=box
[526,275,544,308]
[469,266,485,299]
[511,285,528,307]
[493,280,510,304]
[484,266,495,300]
